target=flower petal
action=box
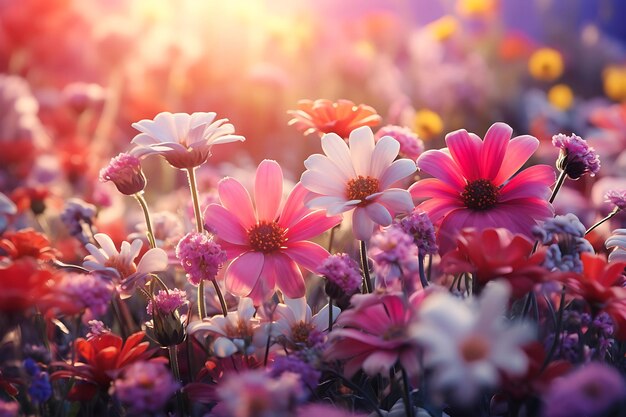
[380,159,417,189]
[370,136,400,179]
[285,210,341,241]
[136,248,168,275]
[255,160,283,222]
[272,253,305,299]
[493,135,539,186]
[280,183,313,228]
[499,165,555,201]
[224,252,265,296]
[216,177,256,229]
[409,178,460,201]
[417,150,466,189]
[349,126,375,176]
[446,129,483,181]
[204,204,248,245]
[94,234,119,257]
[365,202,393,227]
[353,207,376,241]
[283,241,331,273]
[213,337,238,358]
[375,189,414,214]
[481,123,512,180]
[321,133,356,178]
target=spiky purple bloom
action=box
[542,362,626,417]
[147,289,187,315]
[318,253,362,297]
[398,209,438,256]
[375,125,425,160]
[533,214,593,272]
[605,189,626,211]
[99,153,146,195]
[56,272,114,318]
[60,198,97,244]
[86,320,110,339]
[23,359,52,404]
[110,361,179,415]
[552,133,600,179]
[0,400,18,417]
[175,232,227,286]
[270,355,321,391]
[369,226,419,285]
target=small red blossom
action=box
[0,228,59,262]
[0,258,54,314]
[10,186,51,215]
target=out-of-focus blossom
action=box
[270,355,320,391]
[319,253,363,302]
[86,320,110,339]
[605,190,626,211]
[41,272,114,318]
[302,127,415,240]
[99,153,146,196]
[606,229,626,263]
[188,298,263,358]
[110,361,179,415]
[457,0,497,17]
[60,198,97,245]
[398,209,438,256]
[552,133,601,179]
[23,358,52,404]
[412,108,444,140]
[528,48,564,81]
[297,404,367,417]
[375,125,424,161]
[288,99,382,140]
[412,281,534,405]
[61,82,105,114]
[602,65,626,102]
[369,226,419,289]
[542,362,626,417]
[547,84,575,111]
[175,232,226,286]
[0,258,53,314]
[82,233,168,298]
[410,122,554,253]
[0,400,18,417]
[0,229,59,264]
[130,112,245,169]
[533,214,594,273]
[327,292,421,379]
[205,160,341,304]
[10,186,49,215]
[0,192,16,234]
[442,228,548,297]
[130,211,184,251]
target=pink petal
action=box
[216,177,256,229]
[272,253,305,299]
[301,170,346,196]
[499,165,556,201]
[499,198,554,221]
[224,252,265,296]
[493,135,539,186]
[437,209,472,253]
[284,210,341,242]
[379,159,417,189]
[365,202,393,226]
[255,160,283,221]
[481,123,512,180]
[353,207,376,241]
[303,154,350,182]
[362,351,398,376]
[349,126,376,176]
[446,129,483,181]
[247,256,277,305]
[136,248,168,275]
[416,198,464,224]
[417,150,466,189]
[283,241,331,273]
[280,182,313,228]
[409,178,460,201]
[94,234,118,257]
[370,136,400,179]
[321,133,356,178]
[204,204,249,245]
[376,189,414,213]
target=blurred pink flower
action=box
[409,122,555,253]
[301,126,416,240]
[130,112,245,169]
[204,160,341,304]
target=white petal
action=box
[365,202,393,226]
[301,170,346,196]
[370,136,400,178]
[94,233,119,257]
[213,337,239,357]
[321,133,356,179]
[135,248,168,275]
[352,207,375,241]
[380,159,417,189]
[348,126,375,176]
[375,189,414,214]
[303,154,351,182]
[284,297,308,323]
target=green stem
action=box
[134,192,156,249]
[549,169,567,204]
[402,367,414,417]
[186,168,207,319]
[168,345,187,416]
[328,298,333,332]
[586,207,620,235]
[212,280,228,317]
[542,288,566,370]
[359,240,373,294]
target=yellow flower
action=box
[528,48,564,81]
[603,66,626,102]
[457,0,497,17]
[548,84,574,111]
[427,16,458,41]
[413,109,444,140]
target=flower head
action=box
[606,229,626,263]
[409,122,555,253]
[175,232,226,286]
[147,288,188,315]
[110,361,179,415]
[60,199,97,244]
[319,253,363,300]
[0,229,59,263]
[130,112,245,169]
[42,272,114,318]
[369,226,420,290]
[270,355,321,391]
[302,126,416,240]
[533,214,594,272]
[86,320,110,339]
[99,153,146,195]
[375,125,424,160]
[398,209,438,256]
[288,99,382,140]
[528,48,564,81]
[23,359,52,404]
[0,400,18,417]
[204,160,341,304]
[552,133,601,179]
[605,189,626,211]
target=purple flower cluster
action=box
[398,209,438,256]
[147,288,188,315]
[375,125,425,160]
[318,253,362,297]
[369,226,419,285]
[56,272,114,318]
[86,320,110,339]
[175,232,227,285]
[552,133,601,179]
[605,189,626,211]
[60,198,97,244]
[270,355,321,391]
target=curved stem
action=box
[328,298,334,332]
[168,345,187,416]
[542,288,566,370]
[134,192,156,249]
[212,280,228,317]
[586,207,620,235]
[186,168,207,319]
[359,240,373,294]
[418,253,428,289]
[549,169,567,204]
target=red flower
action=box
[441,228,549,297]
[10,186,51,215]
[0,229,59,262]
[287,99,382,140]
[51,331,165,400]
[0,258,53,314]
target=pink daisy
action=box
[300,126,416,241]
[409,122,555,253]
[204,160,342,305]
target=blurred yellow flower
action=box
[457,0,497,17]
[603,66,626,102]
[427,16,458,41]
[528,48,564,81]
[548,84,574,111]
[413,109,444,140]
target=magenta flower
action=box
[552,133,601,179]
[99,153,146,195]
[605,189,626,211]
[375,125,425,161]
[175,232,227,286]
[204,160,342,304]
[409,122,555,253]
[301,126,416,240]
[146,289,187,315]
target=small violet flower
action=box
[605,189,626,211]
[318,253,363,300]
[552,133,601,179]
[99,153,146,196]
[375,125,425,161]
[146,289,188,315]
[175,232,226,286]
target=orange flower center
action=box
[461,179,499,210]
[346,175,380,203]
[247,221,286,253]
[291,321,315,345]
[460,335,490,362]
[104,256,137,278]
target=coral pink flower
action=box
[409,122,555,253]
[204,160,341,304]
[130,112,245,169]
[288,99,382,140]
[301,126,416,240]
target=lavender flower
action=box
[175,232,226,286]
[23,359,52,404]
[86,320,110,339]
[552,133,600,179]
[55,272,114,318]
[369,226,419,287]
[110,361,179,415]
[318,253,362,300]
[99,153,146,195]
[60,198,97,244]
[605,189,626,211]
[375,125,424,160]
[146,289,187,315]
[398,209,438,256]
[270,355,321,391]
[533,214,593,272]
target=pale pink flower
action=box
[82,233,168,299]
[409,122,555,253]
[301,126,416,240]
[130,112,245,169]
[204,160,341,304]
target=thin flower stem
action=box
[418,253,428,289]
[401,367,414,417]
[542,287,566,370]
[168,345,187,417]
[328,298,333,332]
[328,224,339,253]
[186,168,207,319]
[324,369,384,417]
[360,240,373,294]
[549,169,567,204]
[134,192,156,249]
[585,207,620,235]
[212,279,228,317]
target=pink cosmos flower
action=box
[301,126,416,240]
[130,112,245,169]
[204,160,342,304]
[409,122,555,253]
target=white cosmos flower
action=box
[411,281,534,406]
[606,229,626,263]
[83,233,168,299]
[300,126,416,240]
[130,112,245,169]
